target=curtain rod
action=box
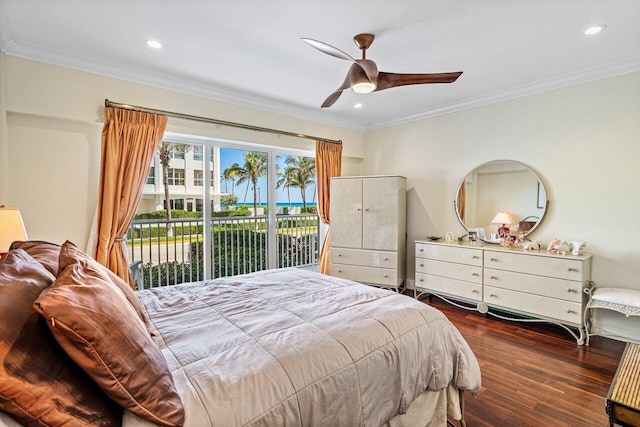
[104,99,342,145]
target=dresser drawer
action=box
[484,251,588,281]
[331,264,399,287]
[331,248,398,268]
[484,268,583,303]
[416,273,482,302]
[416,243,482,266]
[484,286,582,325]
[416,258,482,284]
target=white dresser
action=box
[415,240,592,344]
[330,176,406,290]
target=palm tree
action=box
[276,165,296,207]
[226,151,268,219]
[157,142,192,236]
[221,166,237,195]
[284,156,316,210]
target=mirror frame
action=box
[454,160,548,243]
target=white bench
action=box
[584,285,640,346]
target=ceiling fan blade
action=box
[375,71,463,92]
[320,64,371,108]
[321,90,344,108]
[301,38,357,62]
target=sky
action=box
[219,148,316,205]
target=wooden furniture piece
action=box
[607,343,640,427]
[330,176,406,290]
[415,240,592,344]
[584,285,640,346]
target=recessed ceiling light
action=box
[584,25,607,35]
[146,40,162,49]
[354,103,363,109]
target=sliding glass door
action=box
[127,134,317,288]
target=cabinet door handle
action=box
[567,268,579,272]
[490,258,498,262]
[490,276,498,280]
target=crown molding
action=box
[3,38,639,134]
[2,41,366,132]
[365,58,640,131]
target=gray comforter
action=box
[125,268,481,427]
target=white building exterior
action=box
[138,145,222,214]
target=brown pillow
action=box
[0,249,120,427]
[33,244,184,426]
[9,240,61,276]
[58,240,158,337]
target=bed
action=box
[0,241,481,427]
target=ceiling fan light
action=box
[352,82,376,94]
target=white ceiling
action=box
[1,0,639,131]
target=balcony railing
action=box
[126,214,319,289]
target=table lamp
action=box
[0,206,28,255]
[491,211,512,238]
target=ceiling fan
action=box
[302,33,463,108]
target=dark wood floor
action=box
[420,297,625,427]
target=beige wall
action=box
[0,55,364,246]
[362,71,640,339]
[3,53,638,339]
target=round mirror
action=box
[455,160,547,243]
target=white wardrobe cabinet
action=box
[330,176,406,290]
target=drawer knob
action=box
[490,258,498,262]
[472,290,479,294]
[490,294,497,298]
[384,274,389,278]
[365,208,370,212]
[472,273,479,277]
[490,276,498,280]
[568,268,579,272]
[338,270,342,273]
[472,255,480,259]
[356,208,362,212]
[338,254,342,257]
[419,278,424,282]
[384,258,389,261]
[419,249,424,252]
[567,309,576,314]
[420,263,424,267]
[567,288,576,293]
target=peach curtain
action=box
[457,182,466,222]
[95,107,167,288]
[316,140,342,275]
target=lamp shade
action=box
[0,207,28,253]
[491,212,513,225]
